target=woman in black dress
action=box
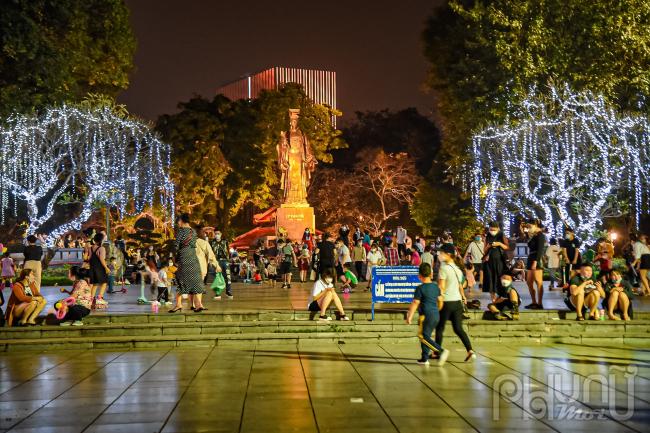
[482,221,509,300]
[524,218,546,309]
[89,233,110,301]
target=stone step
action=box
[2,329,649,352]
[2,319,649,340]
[29,309,650,326]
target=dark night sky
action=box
[117,0,443,124]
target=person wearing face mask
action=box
[486,274,520,320]
[302,228,314,251]
[210,230,233,299]
[435,244,476,362]
[524,219,547,309]
[482,222,509,300]
[560,228,582,289]
[568,263,606,320]
[351,239,367,282]
[365,243,384,290]
[604,270,633,320]
[465,233,485,291]
[307,269,349,321]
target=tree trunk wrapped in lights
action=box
[468,85,650,241]
[0,105,175,244]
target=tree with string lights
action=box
[468,85,650,241]
[0,104,175,245]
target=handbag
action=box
[211,273,226,295]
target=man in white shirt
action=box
[396,226,407,258]
[544,238,562,289]
[307,269,349,321]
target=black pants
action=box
[218,259,232,296]
[157,286,169,302]
[355,261,364,281]
[64,305,90,321]
[563,264,575,287]
[435,300,473,351]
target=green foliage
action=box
[422,0,650,172]
[0,0,136,116]
[410,180,483,246]
[156,84,344,229]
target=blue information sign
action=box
[371,266,420,320]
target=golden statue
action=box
[278,109,317,206]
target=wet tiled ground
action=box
[1,342,648,432]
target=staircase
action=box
[1,309,649,351]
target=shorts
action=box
[641,254,650,270]
[279,261,292,275]
[493,289,521,310]
[526,256,544,271]
[308,300,320,312]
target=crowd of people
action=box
[0,215,644,334]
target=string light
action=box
[0,105,175,245]
[468,85,650,242]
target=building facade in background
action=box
[217,67,337,125]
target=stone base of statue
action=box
[276,205,315,242]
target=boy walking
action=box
[406,263,450,366]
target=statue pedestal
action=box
[276,205,315,242]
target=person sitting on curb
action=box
[568,263,606,321]
[4,268,47,326]
[59,266,93,326]
[487,274,520,320]
[339,263,358,293]
[604,270,633,321]
[406,263,450,366]
[307,268,349,321]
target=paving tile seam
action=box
[509,343,650,384]
[336,345,401,433]
[4,350,129,431]
[472,345,643,433]
[156,346,217,433]
[376,344,482,433]
[297,345,321,433]
[77,348,175,432]
[506,343,650,400]
[0,350,89,398]
[237,346,257,433]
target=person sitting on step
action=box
[604,270,633,321]
[486,274,520,320]
[59,266,93,326]
[307,268,349,321]
[569,263,606,321]
[4,268,47,326]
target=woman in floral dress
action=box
[169,213,205,313]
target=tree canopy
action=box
[156,84,344,233]
[0,0,136,116]
[422,0,650,172]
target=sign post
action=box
[371,266,420,320]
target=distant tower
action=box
[217,66,337,126]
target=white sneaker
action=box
[71,321,84,326]
[213,296,222,300]
[124,279,131,285]
[339,315,350,321]
[437,349,450,367]
[465,351,477,362]
[59,321,72,326]
[227,295,234,299]
[319,315,332,321]
[417,358,430,366]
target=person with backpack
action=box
[277,239,297,289]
